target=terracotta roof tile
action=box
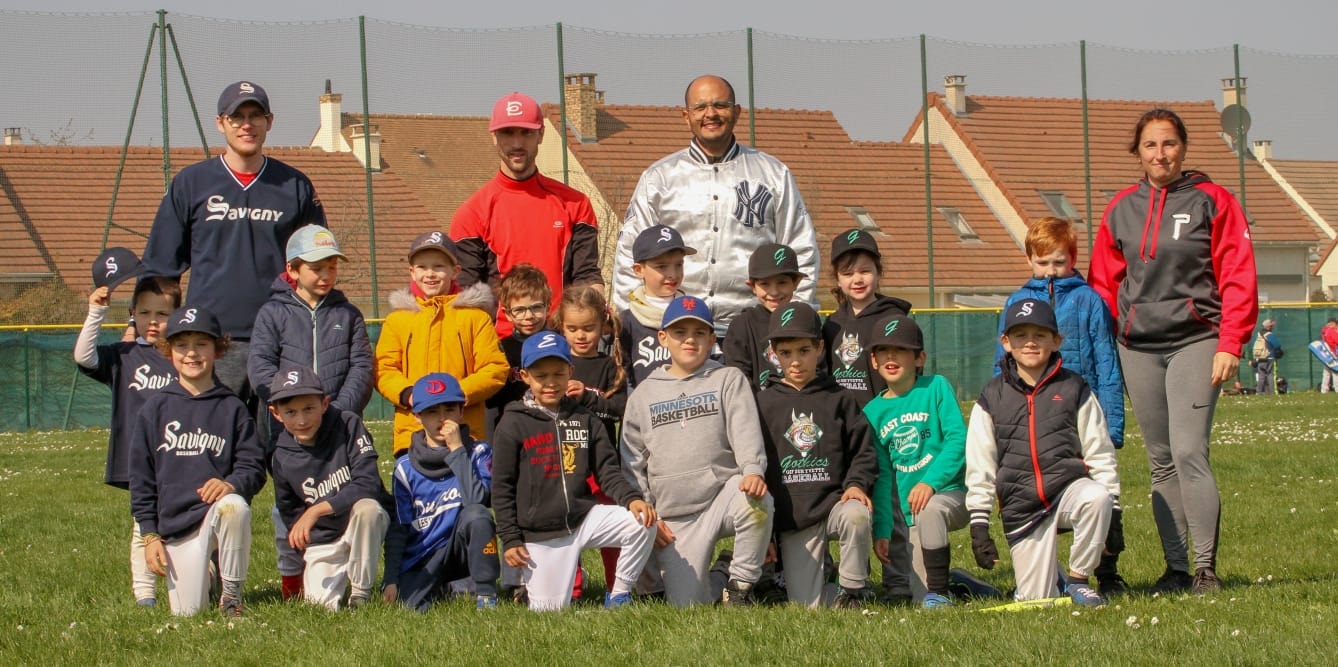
[1267,159,1338,231]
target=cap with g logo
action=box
[411,372,467,414]
[748,242,803,280]
[830,228,881,264]
[163,306,223,340]
[268,366,325,402]
[1002,298,1059,335]
[632,224,698,263]
[91,247,145,289]
[217,81,271,116]
[766,302,822,341]
[520,330,572,368]
[867,314,924,352]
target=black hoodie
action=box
[492,394,642,550]
[271,405,390,546]
[129,382,267,540]
[757,375,879,532]
[821,293,913,405]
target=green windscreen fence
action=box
[3,306,1334,432]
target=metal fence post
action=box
[920,34,935,308]
[747,27,756,148]
[557,22,569,185]
[359,16,380,317]
[1081,40,1093,258]
[158,10,170,187]
[1234,44,1247,211]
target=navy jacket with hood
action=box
[129,382,267,540]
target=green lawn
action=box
[1,392,1336,665]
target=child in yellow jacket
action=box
[375,232,509,456]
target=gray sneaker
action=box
[1192,568,1222,595]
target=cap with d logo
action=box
[411,372,467,414]
[766,302,822,341]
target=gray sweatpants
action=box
[908,490,968,599]
[656,476,774,607]
[1254,358,1275,395]
[1007,478,1112,601]
[778,499,872,608]
[1119,338,1222,572]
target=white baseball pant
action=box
[1008,479,1112,601]
[301,498,389,610]
[521,505,654,611]
[160,494,252,616]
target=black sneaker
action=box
[832,586,873,610]
[876,589,914,607]
[1097,573,1129,597]
[1192,567,1222,595]
[721,579,756,606]
[1150,568,1193,594]
[500,584,529,605]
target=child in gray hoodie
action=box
[621,295,774,607]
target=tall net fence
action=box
[4,12,1338,430]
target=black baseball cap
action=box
[867,314,924,352]
[1002,299,1059,335]
[830,228,881,263]
[767,302,822,341]
[91,247,144,290]
[217,81,271,116]
[633,225,697,263]
[748,243,803,280]
[163,306,223,340]
[268,366,325,402]
[408,230,458,263]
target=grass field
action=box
[1,392,1336,665]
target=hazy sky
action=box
[3,0,1335,53]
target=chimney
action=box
[944,75,967,116]
[1252,139,1272,160]
[3,127,20,146]
[564,73,600,142]
[350,123,381,172]
[1221,77,1247,108]
[311,80,350,153]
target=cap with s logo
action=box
[632,224,697,263]
[1003,298,1059,335]
[867,313,924,352]
[411,372,467,414]
[268,366,325,402]
[520,330,572,368]
[91,247,145,289]
[748,242,803,280]
[163,306,223,339]
[217,80,271,116]
[830,227,881,264]
[407,230,458,264]
[766,302,822,341]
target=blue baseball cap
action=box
[520,330,572,368]
[411,373,466,414]
[661,295,714,330]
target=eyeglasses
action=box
[507,303,548,319]
[222,112,271,128]
[686,100,736,114]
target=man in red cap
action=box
[450,92,602,337]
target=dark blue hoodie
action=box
[129,382,267,540]
[271,405,389,546]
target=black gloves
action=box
[971,523,999,570]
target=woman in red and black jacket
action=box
[1090,108,1258,597]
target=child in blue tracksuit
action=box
[128,306,267,617]
[994,217,1126,594]
[248,224,374,600]
[383,373,501,611]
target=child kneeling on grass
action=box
[129,307,266,617]
[493,332,656,611]
[383,373,501,611]
[966,299,1120,608]
[267,366,390,610]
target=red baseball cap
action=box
[489,92,543,132]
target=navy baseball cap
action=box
[407,230,458,263]
[767,302,822,341]
[661,295,714,330]
[217,81,271,116]
[520,330,572,368]
[92,247,144,290]
[1002,299,1059,335]
[830,228,881,263]
[411,373,466,414]
[868,314,924,352]
[268,366,325,402]
[632,225,697,263]
[748,243,802,280]
[163,306,223,340]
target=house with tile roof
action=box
[543,74,1030,310]
[903,75,1324,303]
[1251,142,1338,298]
[0,141,436,319]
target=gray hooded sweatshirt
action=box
[620,360,767,520]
